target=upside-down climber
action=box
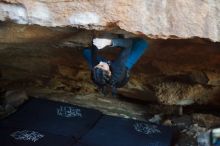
[83,36,148,96]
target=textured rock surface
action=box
[0,23,220,105]
[0,0,220,41]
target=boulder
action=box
[0,0,220,42]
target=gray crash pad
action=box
[0,98,173,146]
[0,127,75,146]
[77,115,173,146]
[0,98,102,139]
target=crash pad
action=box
[1,98,102,138]
[0,127,75,146]
[77,115,173,146]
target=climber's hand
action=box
[93,38,112,49]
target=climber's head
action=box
[91,61,111,86]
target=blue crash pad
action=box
[0,127,75,146]
[77,115,173,146]
[1,98,102,139]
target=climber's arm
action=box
[124,38,148,69]
[83,46,107,70]
[83,47,93,69]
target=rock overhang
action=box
[0,0,219,42]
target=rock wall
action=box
[0,0,220,42]
[0,23,220,105]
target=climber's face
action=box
[95,61,111,76]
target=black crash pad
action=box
[0,127,75,146]
[77,115,173,146]
[0,98,102,138]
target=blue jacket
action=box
[83,38,148,87]
[83,38,148,70]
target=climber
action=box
[83,37,148,95]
